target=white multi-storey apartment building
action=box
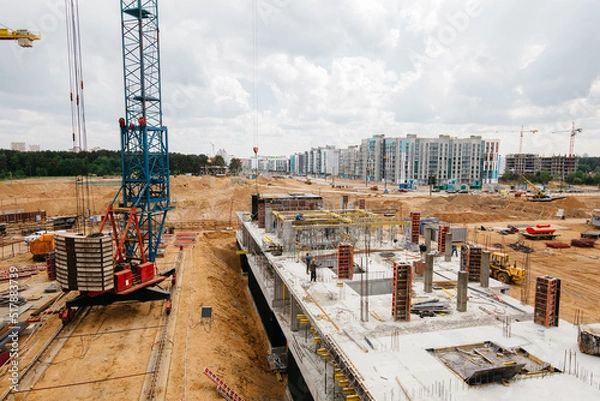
[359,134,385,183]
[359,134,499,186]
[251,155,289,174]
[339,145,360,179]
[288,134,500,185]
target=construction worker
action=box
[309,259,317,282]
[419,243,426,259]
[305,252,313,275]
[451,244,458,257]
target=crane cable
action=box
[65,0,87,152]
[64,1,77,150]
[252,0,259,193]
[65,0,93,232]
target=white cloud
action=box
[519,43,546,69]
[1,0,600,157]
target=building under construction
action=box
[236,192,600,401]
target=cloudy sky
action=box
[1,0,600,159]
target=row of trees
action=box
[2,149,598,184]
[0,149,242,179]
[501,157,600,186]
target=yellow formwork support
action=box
[313,336,321,343]
[316,347,330,359]
[296,314,306,320]
[339,379,349,387]
[343,387,356,395]
[345,395,360,401]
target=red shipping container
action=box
[114,270,133,292]
[139,262,155,283]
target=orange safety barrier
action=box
[203,367,246,401]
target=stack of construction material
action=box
[46,253,56,281]
[0,264,44,281]
[578,324,600,356]
[571,238,595,248]
[54,233,114,291]
[545,241,570,249]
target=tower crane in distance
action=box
[476,127,537,154]
[518,126,538,154]
[59,0,175,320]
[0,28,40,47]
[551,121,582,175]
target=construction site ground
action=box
[1,175,600,399]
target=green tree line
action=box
[0,149,242,179]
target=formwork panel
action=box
[438,226,450,253]
[534,275,561,327]
[337,243,354,279]
[468,246,482,282]
[410,212,420,244]
[392,263,412,321]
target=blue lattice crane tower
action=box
[60,0,175,318]
[111,0,172,263]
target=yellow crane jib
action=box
[520,174,549,200]
[0,28,41,48]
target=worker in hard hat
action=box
[309,259,318,282]
[305,252,313,275]
[419,243,426,259]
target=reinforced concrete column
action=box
[444,232,453,262]
[425,227,432,252]
[480,251,490,288]
[274,274,287,306]
[265,206,274,233]
[290,296,301,331]
[282,220,293,252]
[457,271,468,312]
[424,253,434,293]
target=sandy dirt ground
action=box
[1,175,600,399]
[164,231,286,401]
